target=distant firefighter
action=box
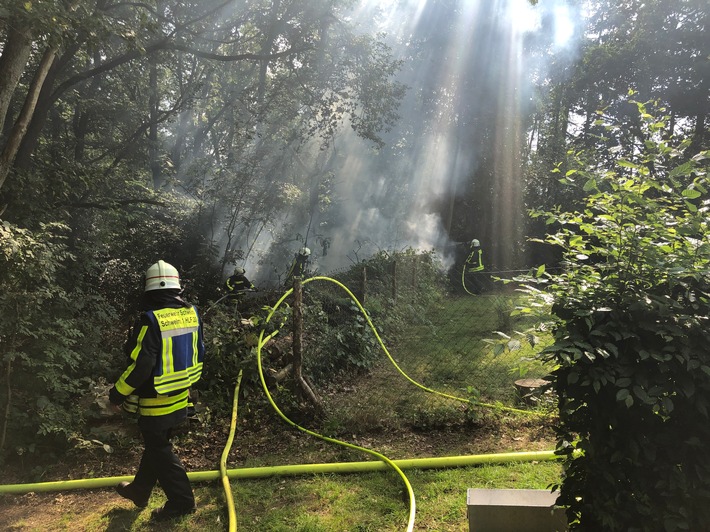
[465,239,484,272]
[285,246,311,285]
[460,239,485,295]
[225,267,256,300]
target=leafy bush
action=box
[0,221,116,461]
[303,300,379,384]
[199,303,279,412]
[521,100,710,530]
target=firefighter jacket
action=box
[465,247,484,272]
[110,291,205,418]
[286,254,308,284]
[225,273,255,298]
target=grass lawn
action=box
[0,460,560,531]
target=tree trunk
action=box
[149,57,162,189]
[359,266,367,304]
[72,57,103,163]
[0,19,33,136]
[0,44,58,193]
[0,359,11,454]
[689,110,707,154]
[14,41,83,171]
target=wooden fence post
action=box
[391,260,397,303]
[360,265,367,304]
[412,255,418,288]
[292,277,321,408]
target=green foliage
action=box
[304,300,379,384]
[522,100,710,530]
[198,304,276,412]
[313,249,449,382]
[0,221,117,459]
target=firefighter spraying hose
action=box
[461,238,484,295]
[285,246,311,286]
[204,266,259,316]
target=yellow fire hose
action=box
[255,275,552,531]
[221,369,243,532]
[0,450,561,495]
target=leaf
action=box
[682,189,701,199]
[506,339,521,351]
[633,386,652,404]
[684,200,698,212]
[662,397,674,413]
[583,179,597,192]
[617,160,639,169]
[37,396,50,409]
[616,388,630,402]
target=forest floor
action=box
[0,408,557,531]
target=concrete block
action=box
[467,488,567,532]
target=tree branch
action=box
[58,198,166,210]
[164,43,314,62]
[50,39,312,107]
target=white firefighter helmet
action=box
[144,260,181,291]
[299,247,311,257]
[234,267,246,275]
[471,239,480,248]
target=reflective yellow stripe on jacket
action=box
[114,326,150,397]
[138,389,190,417]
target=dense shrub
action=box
[0,221,116,462]
[521,101,710,530]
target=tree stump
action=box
[514,378,550,406]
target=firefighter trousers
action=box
[131,423,195,510]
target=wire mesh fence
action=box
[248,253,555,446]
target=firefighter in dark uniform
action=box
[465,239,484,272]
[285,246,311,286]
[462,239,485,294]
[224,267,255,300]
[109,260,205,521]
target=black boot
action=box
[115,481,150,508]
[151,503,196,521]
